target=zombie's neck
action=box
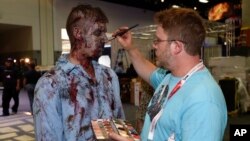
[69,51,96,79]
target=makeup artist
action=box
[33,4,125,141]
[110,8,227,141]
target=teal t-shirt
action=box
[140,68,227,141]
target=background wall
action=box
[0,0,40,50]
[0,0,155,65]
[53,0,155,51]
[0,27,32,52]
[242,0,250,27]
[0,0,52,65]
[0,0,249,66]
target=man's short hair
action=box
[154,8,206,56]
[66,4,108,44]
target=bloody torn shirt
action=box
[33,54,125,141]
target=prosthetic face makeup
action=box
[82,22,108,59]
[72,20,108,62]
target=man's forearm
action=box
[127,46,156,84]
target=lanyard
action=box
[167,62,204,100]
[148,62,204,141]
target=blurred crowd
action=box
[0,57,41,116]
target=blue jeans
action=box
[24,84,35,114]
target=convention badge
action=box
[168,133,175,141]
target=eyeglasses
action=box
[152,38,186,45]
[153,39,173,45]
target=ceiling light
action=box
[172,5,180,8]
[25,58,30,63]
[161,0,164,2]
[141,33,152,36]
[139,37,150,40]
[199,0,209,3]
[149,29,156,32]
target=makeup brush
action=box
[107,24,139,42]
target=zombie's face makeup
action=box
[82,22,108,59]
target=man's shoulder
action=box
[103,67,118,78]
[36,68,66,89]
[96,63,115,74]
[41,66,65,77]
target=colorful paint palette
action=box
[91,119,140,141]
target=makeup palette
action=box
[91,119,140,141]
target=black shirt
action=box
[24,70,41,85]
[1,67,20,88]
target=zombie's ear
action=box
[73,27,82,39]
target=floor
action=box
[0,89,34,141]
[0,90,250,141]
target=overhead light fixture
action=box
[25,58,30,64]
[141,33,152,36]
[161,0,164,2]
[199,0,209,3]
[172,5,180,8]
[139,37,150,40]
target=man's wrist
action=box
[126,45,137,52]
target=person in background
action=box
[110,8,227,141]
[33,4,125,141]
[1,58,20,116]
[126,63,138,78]
[17,59,29,88]
[11,59,27,114]
[0,64,4,107]
[23,62,41,114]
[114,61,125,75]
